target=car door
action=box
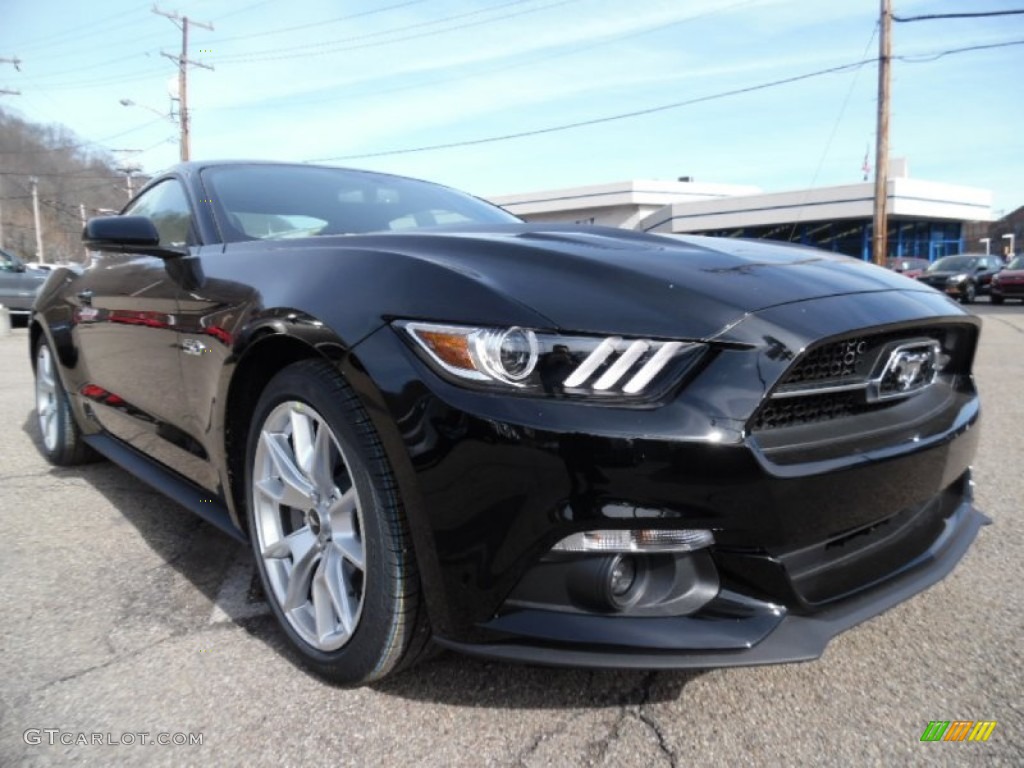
[71,179,201,477]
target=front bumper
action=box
[436,497,988,668]
[347,290,985,667]
[991,282,1024,299]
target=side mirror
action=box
[82,216,185,259]
[13,262,26,273]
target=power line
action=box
[18,2,421,82]
[16,1,544,89]
[893,9,1024,22]
[15,66,172,92]
[0,116,168,155]
[310,59,876,162]
[213,0,430,45]
[210,0,758,113]
[309,38,1024,163]
[894,38,1024,62]
[787,21,880,243]
[210,0,577,64]
[13,4,151,53]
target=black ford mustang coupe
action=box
[30,161,987,684]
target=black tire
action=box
[33,337,98,466]
[244,359,432,685]
[990,294,1004,305]
[961,282,976,304]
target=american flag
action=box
[862,148,871,181]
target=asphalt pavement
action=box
[1,303,1021,767]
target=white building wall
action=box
[491,179,762,226]
[639,179,993,234]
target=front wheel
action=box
[245,359,432,685]
[34,339,97,465]
[990,294,1004,305]
[960,282,976,304]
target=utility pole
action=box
[111,149,142,200]
[872,0,892,266]
[30,177,44,264]
[1,55,21,97]
[0,176,5,250]
[116,166,137,200]
[79,203,89,260]
[154,7,213,162]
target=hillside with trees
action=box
[0,106,147,263]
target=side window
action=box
[0,250,14,271]
[125,180,193,247]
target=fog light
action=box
[552,528,714,553]
[609,555,636,597]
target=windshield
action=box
[202,164,518,242]
[1008,256,1024,270]
[928,255,979,273]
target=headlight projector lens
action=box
[473,326,539,384]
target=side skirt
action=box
[84,433,247,543]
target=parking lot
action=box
[1,303,1021,767]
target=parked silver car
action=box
[0,248,50,320]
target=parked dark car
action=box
[0,247,49,321]
[29,161,988,684]
[916,253,1003,303]
[990,255,1024,304]
[886,257,930,279]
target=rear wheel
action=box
[34,340,97,465]
[245,359,432,685]
[990,294,1004,305]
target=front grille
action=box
[752,325,969,432]
[753,390,900,431]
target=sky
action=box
[2,0,1022,213]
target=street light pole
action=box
[979,237,991,255]
[1002,233,1016,259]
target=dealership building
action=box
[490,167,994,262]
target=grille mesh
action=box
[782,338,869,385]
[753,391,901,430]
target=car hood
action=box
[334,225,934,339]
[996,269,1024,278]
[919,270,968,280]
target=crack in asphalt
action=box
[636,671,677,767]
[985,315,1024,335]
[514,715,579,767]
[581,671,676,766]
[26,630,185,701]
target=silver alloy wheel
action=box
[35,345,59,453]
[252,400,367,652]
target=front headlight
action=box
[397,320,705,399]
[947,273,969,284]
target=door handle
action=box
[77,290,93,305]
